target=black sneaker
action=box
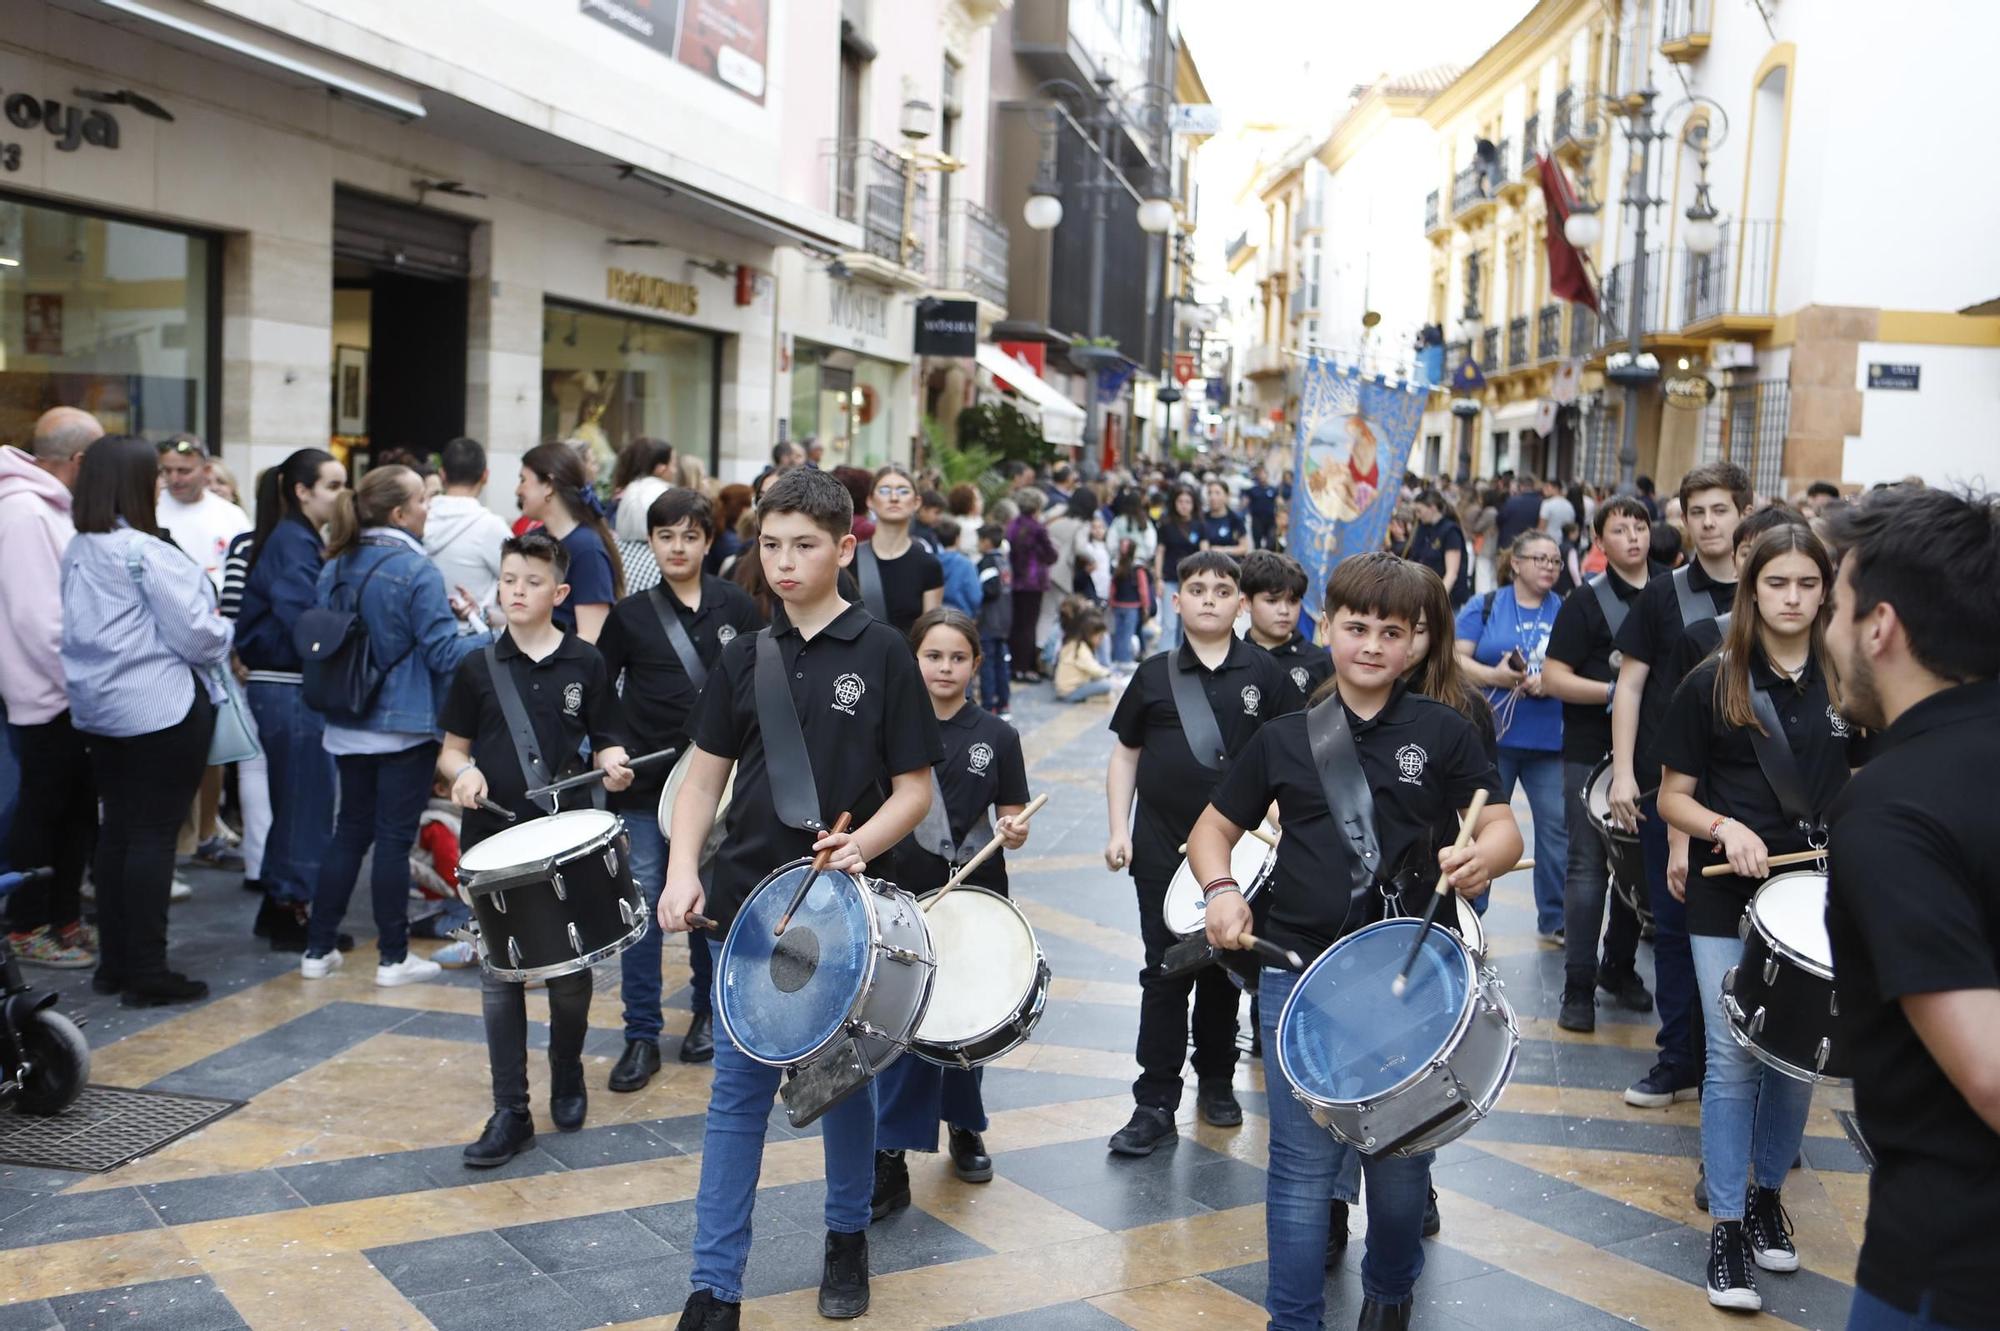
[675,1289,741,1330]
[817,1229,869,1319]
[1706,1220,1761,1311]
[463,1109,535,1168]
[120,972,209,1007]
[1196,1080,1243,1128]
[1556,985,1596,1033]
[1324,1199,1349,1268]
[870,1150,910,1221]
[1422,1187,1441,1237]
[1745,1186,1798,1272]
[1107,1106,1177,1156]
[1597,966,1655,1013]
[1623,1060,1700,1108]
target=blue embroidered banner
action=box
[1290,356,1427,623]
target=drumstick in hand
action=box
[926,793,1048,912]
[1700,847,1826,878]
[774,811,852,937]
[1392,789,1490,999]
[1236,932,1305,971]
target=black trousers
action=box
[1133,874,1240,1110]
[83,692,214,982]
[481,967,593,1114]
[6,710,96,933]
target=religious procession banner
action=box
[1290,356,1427,620]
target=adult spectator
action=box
[1109,488,1158,569]
[1197,479,1251,556]
[1496,477,1543,548]
[423,437,511,632]
[610,437,676,543]
[1634,474,1662,522]
[517,441,625,642]
[1803,480,1841,516]
[302,466,491,986]
[1244,464,1280,550]
[62,435,234,1005]
[1538,478,1577,536]
[1043,462,1077,515]
[804,437,824,469]
[1006,487,1058,683]
[772,440,804,472]
[0,407,102,968]
[1041,483,1100,650]
[154,433,248,589]
[235,448,347,951]
[1410,488,1471,607]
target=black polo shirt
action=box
[1614,559,1737,783]
[1109,635,1301,881]
[893,703,1030,895]
[1157,520,1202,580]
[1197,510,1248,550]
[438,630,626,850]
[1544,566,1655,764]
[1211,686,1502,961]
[1655,649,1856,937]
[596,576,765,813]
[691,600,943,931]
[861,540,943,637]
[1408,519,1466,595]
[1825,682,2000,1327]
[1261,632,1334,701]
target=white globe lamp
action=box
[1137,196,1178,235]
[1023,193,1064,232]
[1563,208,1602,249]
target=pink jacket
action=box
[0,447,75,724]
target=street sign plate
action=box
[1171,104,1222,136]
[1866,363,1920,391]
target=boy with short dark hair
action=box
[1240,549,1331,700]
[934,517,981,616]
[594,489,764,1089]
[437,531,634,1167]
[975,523,1013,718]
[657,466,942,1328]
[1104,549,1299,1157]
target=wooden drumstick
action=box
[475,796,518,823]
[1177,824,1279,855]
[1235,932,1305,971]
[1510,859,1534,872]
[1392,789,1490,999]
[773,811,852,936]
[925,793,1048,912]
[1701,847,1826,878]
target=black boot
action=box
[674,1289,741,1330]
[550,1061,587,1132]
[1597,965,1655,1012]
[609,1039,662,1092]
[679,1011,715,1063]
[1423,1187,1441,1237]
[817,1229,869,1319]
[1196,1080,1243,1128]
[1325,1199,1349,1268]
[870,1150,910,1221]
[1107,1106,1177,1156]
[1557,984,1597,1033]
[463,1109,534,1167]
[120,972,209,1007]
[1356,1297,1412,1330]
[948,1127,993,1183]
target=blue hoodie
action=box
[236,516,324,677]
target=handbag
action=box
[294,543,419,719]
[122,545,262,765]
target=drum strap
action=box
[1672,565,1718,627]
[1167,648,1229,771]
[916,770,958,862]
[1588,573,1631,637]
[1746,683,1819,831]
[483,645,600,815]
[648,586,708,690]
[753,629,826,832]
[855,543,890,624]
[1305,692,1383,922]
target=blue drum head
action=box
[1280,920,1470,1105]
[718,863,871,1064]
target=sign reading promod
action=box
[607,267,699,317]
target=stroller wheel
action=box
[14,1008,90,1115]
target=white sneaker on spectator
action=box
[170,876,193,902]
[431,940,478,969]
[376,955,442,987]
[300,950,343,980]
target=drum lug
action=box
[603,845,620,877]
[492,889,507,915]
[880,944,926,967]
[567,922,583,954]
[551,871,567,903]
[1762,955,1780,986]
[1738,914,1751,942]
[618,897,637,927]
[1750,1006,1767,1037]
[1815,1038,1833,1073]
[1828,990,1839,1018]
[507,937,522,968]
[847,1019,895,1044]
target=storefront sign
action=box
[1867,362,1920,391]
[0,89,123,170]
[606,267,699,317]
[828,279,889,341]
[1662,372,1716,409]
[913,298,977,356]
[579,0,769,104]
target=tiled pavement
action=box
[0,689,1868,1329]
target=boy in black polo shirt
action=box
[1191,553,1517,1331]
[1241,550,1333,700]
[438,532,635,1168]
[596,489,764,1089]
[656,467,941,1328]
[1104,550,1298,1157]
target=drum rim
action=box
[656,751,737,841]
[1275,917,1480,1114]
[715,857,889,1068]
[1722,1005,1844,1085]
[1581,757,1639,845]
[913,955,1052,1067]
[911,886,1046,1052]
[460,812,629,890]
[1746,869,1835,980]
[481,895,648,982]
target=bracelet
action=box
[1708,816,1732,843]
[453,760,477,782]
[1201,877,1241,902]
[1604,679,1617,711]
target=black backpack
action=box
[294,545,420,719]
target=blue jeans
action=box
[1689,933,1814,1221]
[691,938,876,1304]
[1056,677,1112,703]
[618,814,711,1043]
[980,636,1011,712]
[1495,747,1567,936]
[1848,1288,1995,1331]
[1154,581,1181,654]
[874,1055,986,1152]
[246,681,335,903]
[307,741,437,963]
[1110,606,1140,663]
[1260,966,1432,1325]
[1640,790,1699,1075]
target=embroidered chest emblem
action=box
[967,741,993,774]
[831,672,865,715]
[1395,743,1428,785]
[1289,666,1310,693]
[716,624,738,645]
[561,682,583,716]
[1240,685,1262,716]
[1826,705,1850,738]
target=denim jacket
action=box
[237,516,324,676]
[313,528,491,734]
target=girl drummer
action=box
[1654,524,1859,1313]
[872,609,1031,1220]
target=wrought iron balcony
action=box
[941,199,1009,308]
[1520,116,1539,174]
[1551,87,1581,150]
[1536,303,1562,360]
[1479,327,1500,373]
[1661,0,1713,59]
[1451,163,1485,218]
[823,138,925,271]
[1682,220,1779,329]
[1425,190,1441,233]
[1570,304,1598,355]
[1507,316,1529,368]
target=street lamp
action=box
[1137,194,1178,235]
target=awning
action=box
[975,343,1086,447]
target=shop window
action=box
[541,302,719,482]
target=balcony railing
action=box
[1451,163,1485,217]
[1507,316,1529,368]
[942,199,1009,307]
[1494,138,1514,185]
[824,138,923,269]
[1682,219,1780,327]
[1425,190,1440,233]
[1536,303,1562,359]
[1661,0,1713,51]
[1520,116,1539,173]
[1479,327,1500,373]
[1598,250,1670,344]
[1551,87,1581,148]
[1569,303,1597,355]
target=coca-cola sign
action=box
[1663,372,1716,409]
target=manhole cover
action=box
[0,1085,242,1173]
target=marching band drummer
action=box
[871,609,1032,1220]
[1654,525,1860,1313]
[1191,554,1518,1331]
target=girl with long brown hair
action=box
[517,442,625,642]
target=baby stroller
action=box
[0,868,90,1115]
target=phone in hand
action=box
[1504,648,1527,673]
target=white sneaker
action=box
[300,950,344,980]
[170,876,194,902]
[376,955,442,987]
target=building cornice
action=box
[1420,0,1598,128]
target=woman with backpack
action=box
[59,436,235,1006]
[300,466,492,986]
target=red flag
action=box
[1537,154,1599,312]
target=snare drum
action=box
[1723,870,1848,1083]
[1162,825,1278,938]
[460,809,647,982]
[1582,756,1636,846]
[656,749,736,866]
[912,888,1050,1069]
[717,860,936,1125]
[1277,917,1519,1157]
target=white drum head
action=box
[1586,765,1614,822]
[915,889,1038,1044]
[1753,871,1833,971]
[1163,826,1275,937]
[658,749,737,839]
[460,808,620,873]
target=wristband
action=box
[1604,679,1617,711]
[1709,816,1733,843]
[453,760,478,782]
[1201,877,1241,902]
